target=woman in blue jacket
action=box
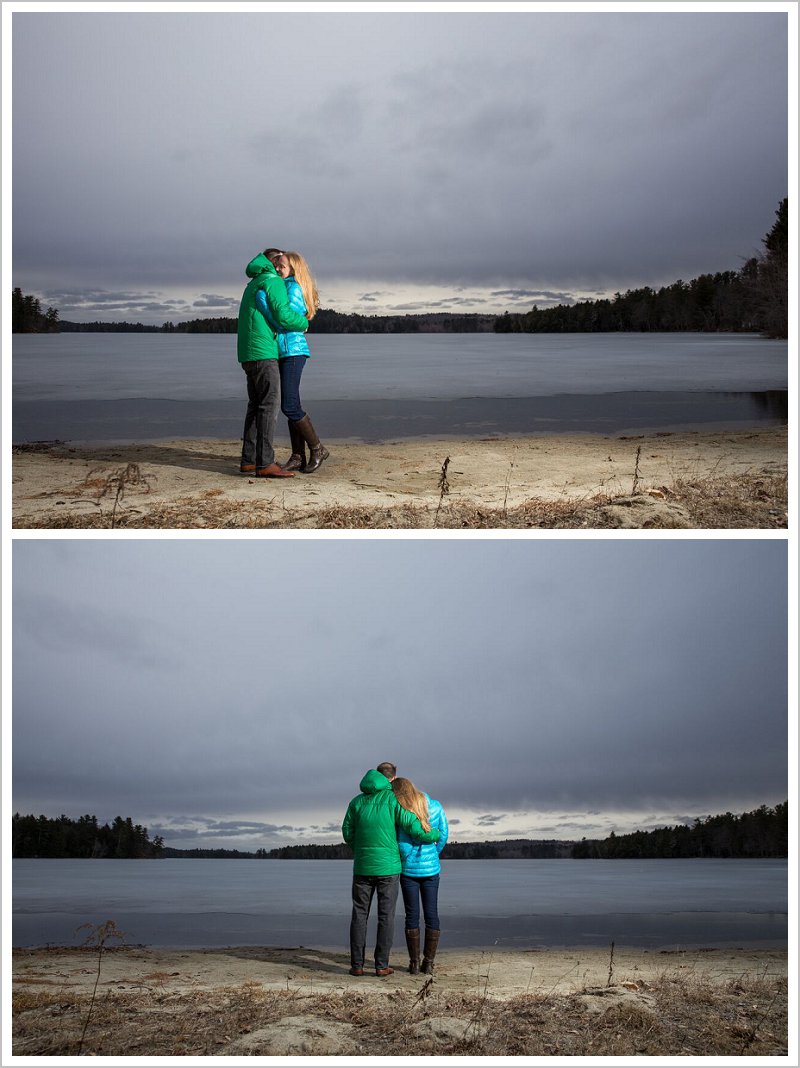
[392,777,449,974]
[260,250,329,473]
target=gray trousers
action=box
[349,874,400,970]
[241,358,280,468]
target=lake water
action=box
[13,859,787,951]
[12,332,788,443]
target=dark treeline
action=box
[572,803,788,859]
[14,803,787,859]
[166,317,236,334]
[12,813,164,859]
[259,843,354,860]
[494,271,753,334]
[12,288,60,333]
[496,199,788,338]
[442,839,573,859]
[45,311,493,335]
[58,320,162,333]
[308,310,496,334]
[251,840,573,859]
[163,840,573,860]
[160,846,264,859]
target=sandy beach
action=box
[12,943,788,1057]
[11,425,788,528]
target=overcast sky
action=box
[11,539,788,850]
[9,5,789,323]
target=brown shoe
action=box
[256,463,296,478]
[240,463,256,473]
[375,967,394,977]
[349,967,364,976]
[281,453,305,472]
[282,420,306,471]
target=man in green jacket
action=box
[342,768,440,976]
[237,249,309,478]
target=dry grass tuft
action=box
[662,471,788,528]
[12,971,788,1058]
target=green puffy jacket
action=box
[342,769,440,876]
[237,253,308,363]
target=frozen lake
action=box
[12,332,788,442]
[13,858,787,951]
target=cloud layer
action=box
[12,540,788,848]
[10,10,788,321]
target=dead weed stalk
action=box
[75,919,127,1055]
[607,941,615,987]
[86,463,153,527]
[502,449,517,514]
[434,456,451,525]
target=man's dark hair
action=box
[263,247,284,260]
[377,762,397,780]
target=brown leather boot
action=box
[292,415,329,473]
[405,928,420,974]
[281,420,306,472]
[420,928,440,974]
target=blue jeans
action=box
[400,874,440,930]
[279,356,307,422]
[350,874,400,970]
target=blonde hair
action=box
[392,777,431,832]
[285,251,320,321]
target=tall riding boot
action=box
[281,420,306,472]
[405,928,420,974]
[420,928,440,974]
[292,414,329,473]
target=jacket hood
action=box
[359,769,392,795]
[245,253,277,279]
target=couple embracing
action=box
[236,247,329,477]
[342,763,449,977]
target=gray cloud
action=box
[9,11,788,322]
[490,290,575,304]
[148,820,297,843]
[37,287,194,320]
[389,297,485,311]
[11,540,788,848]
[192,294,240,310]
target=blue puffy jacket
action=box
[397,795,448,878]
[256,277,310,357]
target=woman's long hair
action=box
[392,777,431,832]
[285,251,320,321]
